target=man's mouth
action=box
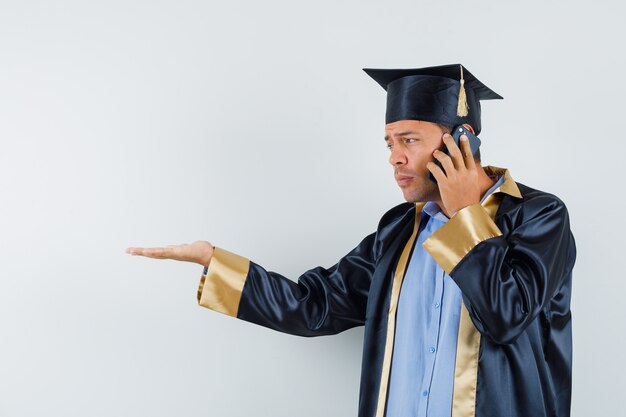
[395,174,414,186]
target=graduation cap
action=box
[363,64,502,135]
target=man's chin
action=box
[404,196,427,204]
[400,185,438,203]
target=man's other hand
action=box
[125,240,214,267]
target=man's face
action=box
[384,119,445,203]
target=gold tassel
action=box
[457,65,469,117]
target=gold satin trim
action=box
[374,202,425,417]
[452,305,482,417]
[422,203,502,274]
[451,189,504,417]
[197,247,250,317]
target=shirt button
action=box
[434,302,440,309]
[430,347,436,353]
[422,390,429,397]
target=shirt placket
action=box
[418,263,445,416]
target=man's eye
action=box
[404,138,417,144]
[386,143,393,150]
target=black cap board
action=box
[363,64,502,135]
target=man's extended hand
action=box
[126,240,214,267]
[426,134,481,216]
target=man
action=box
[127,64,576,417]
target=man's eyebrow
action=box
[384,130,421,141]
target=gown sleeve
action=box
[197,231,379,337]
[422,194,576,345]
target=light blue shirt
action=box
[386,175,505,417]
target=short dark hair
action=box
[436,123,481,163]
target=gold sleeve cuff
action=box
[197,247,250,317]
[422,203,502,274]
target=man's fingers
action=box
[442,134,465,170]
[126,241,212,266]
[143,247,169,259]
[126,246,175,259]
[433,150,455,178]
[126,247,141,255]
[460,136,476,171]
[151,247,171,258]
[426,161,446,182]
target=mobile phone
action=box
[428,125,481,183]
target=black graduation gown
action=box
[197,166,576,417]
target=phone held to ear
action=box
[428,125,481,183]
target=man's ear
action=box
[461,123,476,135]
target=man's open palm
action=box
[126,240,214,267]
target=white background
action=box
[1,0,624,416]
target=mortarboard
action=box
[363,64,502,135]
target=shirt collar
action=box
[482,165,522,198]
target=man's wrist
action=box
[201,244,215,268]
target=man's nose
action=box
[389,145,407,166]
